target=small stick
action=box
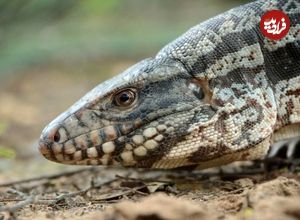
[0,196,35,213]
[0,167,95,188]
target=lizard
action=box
[38,0,300,169]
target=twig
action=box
[0,167,95,187]
[0,196,35,213]
[52,187,90,204]
[115,174,171,184]
[40,176,120,205]
[7,189,27,198]
[92,185,148,202]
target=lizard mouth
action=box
[38,120,137,166]
[38,119,169,167]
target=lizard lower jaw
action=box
[38,139,121,166]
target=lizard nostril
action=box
[53,131,61,143]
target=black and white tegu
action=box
[39,0,300,169]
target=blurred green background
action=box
[0,0,248,178]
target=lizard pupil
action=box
[120,93,130,102]
[114,89,136,107]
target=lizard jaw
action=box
[38,114,170,167]
[38,121,136,166]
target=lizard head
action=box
[39,58,216,168]
[39,53,275,169]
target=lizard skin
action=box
[39,0,300,169]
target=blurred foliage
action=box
[0,0,78,27]
[80,0,120,14]
[0,121,15,159]
[0,0,248,77]
[0,121,7,135]
[0,145,16,159]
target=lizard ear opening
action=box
[188,81,205,100]
[188,79,214,105]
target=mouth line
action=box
[42,150,121,166]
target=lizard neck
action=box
[259,38,300,130]
[273,75,300,130]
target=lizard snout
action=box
[38,123,64,162]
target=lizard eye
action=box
[114,89,137,107]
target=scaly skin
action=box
[39,0,300,169]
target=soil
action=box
[0,63,299,220]
[0,167,300,220]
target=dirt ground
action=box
[0,63,299,220]
[0,165,300,220]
